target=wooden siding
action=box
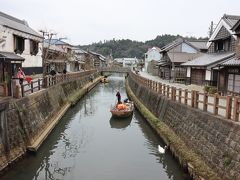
[208,26,236,53]
[236,36,240,58]
[191,69,205,85]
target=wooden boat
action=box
[110,102,134,118]
[100,77,109,83]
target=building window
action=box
[228,74,240,93]
[30,40,39,55]
[214,40,224,52]
[14,35,25,54]
[214,39,231,52]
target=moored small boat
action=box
[110,102,134,118]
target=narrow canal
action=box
[2,75,190,180]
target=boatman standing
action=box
[116,91,121,104]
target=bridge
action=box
[99,67,131,73]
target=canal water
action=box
[2,75,190,180]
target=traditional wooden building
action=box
[144,47,161,73]
[0,11,43,75]
[217,19,240,95]
[43,42,67,73]
[88,51,106,69]
[182,14,240,86]
[45,39,83,72]
[158,37,204,82]
[72,47,88,71]
[0,11,42,96]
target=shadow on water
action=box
[1,85,101,180]
[133,109,191,180]
[109,115,133,130]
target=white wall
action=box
[0,25,42,68]
[205,70,211,80]
[187,67,191,77]
[145,48,161,72]
[146,49,161,62]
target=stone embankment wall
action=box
[0,72,100,172]
[127,74,240,180]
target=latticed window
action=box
[30,40,39,55]
[14,35,25,54]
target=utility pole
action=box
[209,21,214,38]
[39,30,56,77]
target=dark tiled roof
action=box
[89,51,106,61]
[181,52,235,67]
[221,56,240,66]
[231,19,240,33]
[43,42,66,53]
[160,37,184,52]
[72,48,88,54]
[188,40,208,50]
[0,11,42,38]
[223,14,240,28]
[0,51,25,61]
[45,39,71,46]
[160,37,205,52]
[147,46,161,52]
[167,52,203,63]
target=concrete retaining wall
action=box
[0,72,100,172]
[127,74,240,180]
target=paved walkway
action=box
[139,71,204,93]
[138,71,232,119]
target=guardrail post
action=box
[191,90,195,108]
[213,93,219,115]
[21,84,24,97]
[159,83,162,94]
[203,92,208,111]
[178,88,182,103]
[233,96,239,121]
[184,89,188,105]
[195,91,199,108]
[167,85,170,98]
[225,95,232,119]
[38,79,41,90]
[163,84,166,96]
[172,87,176,101]
[31,82,34,93]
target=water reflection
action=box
[1,74,189,180]
[109,116,132,130]
[133,109,190,180]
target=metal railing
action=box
[19,70,97,97]
[43,70,97,88]
[21,79,43,97]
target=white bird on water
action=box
[158,145,167,154]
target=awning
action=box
[0,51,25,61]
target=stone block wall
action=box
[0,72,99,172]
[128,75,240,179]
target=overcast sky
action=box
[1,0,240,45]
